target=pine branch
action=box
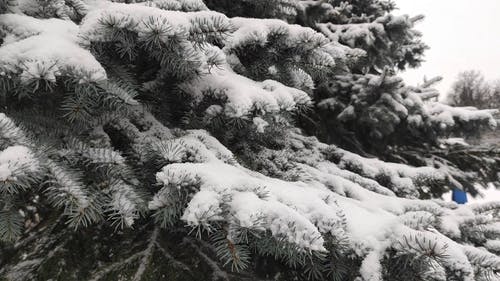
[0,209,23,242]
[12,214,64,251]
[132,227,158,281]
[154,241,194,275]
[89,228,159,281]
[183,237,230,281]
[89,251,144,281]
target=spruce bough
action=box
[0,0,499,280]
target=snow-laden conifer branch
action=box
[0,0,499,280]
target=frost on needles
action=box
[0,0,499,281]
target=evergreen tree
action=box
[0,0,499,280]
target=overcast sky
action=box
[395,0,500,95]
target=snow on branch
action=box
[141,0,208,12]
[179,65,312,118]
[426,102,498,131]
[0,14,107,84]
[144,119,499,279]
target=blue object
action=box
[452,188,468,204]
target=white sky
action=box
[395,0,500,95]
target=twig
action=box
[183,237,230,281]
[89,252,143,281]
[132,227,159,281]
[13,214,64,251]
[154,242,193,274]
[89,227,159,281]
[3,238,66,280]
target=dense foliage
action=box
[0,0,499,280]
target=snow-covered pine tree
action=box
[0,0,499,280]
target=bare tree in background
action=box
[447,70,500,109]
[488,79,500,109]
[447,71,500,147]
